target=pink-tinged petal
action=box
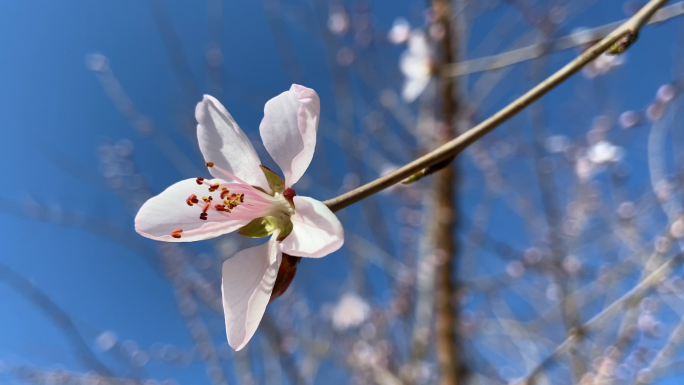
[196,95,270,191]
[222,237,282,350]
[280,196,344,258]
[135,178,253,242]
[260,84,320,187]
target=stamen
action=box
[206,162,214,167]
[199,213,208,220]
[220,189,231,199]
[210,165,249,185]
[186,194,199,206]
[215,204,227,211]
[196,177,205,185]
[208,183,220,192]
[237,193,245,203]
[171,229,183,238]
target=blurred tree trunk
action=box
[431,0,464,384]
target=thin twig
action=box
[0,263,119,381]
[444,1,684,77]
[323,0,670,213]
[519,252,684,385]
[632,314,684,385]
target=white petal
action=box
[260,85,320,187]
[400,53,431,78]
[407,31,430,57]
[196,95,270,190]
[402,76,431,103]
[387,18,411,44]
[222,237,282,350]
[280,196,344,258]
[135,179,252,242]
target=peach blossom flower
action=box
[400,32,433,102]
[135,85,344,350]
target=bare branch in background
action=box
[0,263,119,381]
[521,252,684,385]
[430,0,465,383]
[324,0,671,213]
[444,1,684,77]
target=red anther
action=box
[227,193,237,200]
[208,183,220,192]
[199,213,208,220]
[215,204,226,211]
[206,162,215,167]
[196,177,205,185]
[186,194,199,206]
[171,229,183,238]
[220,189,231,199]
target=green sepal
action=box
[276,220,294,242]
[260,165,286,193]
[253,186,269,195]
[238,217,277,238]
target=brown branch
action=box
[431,0,463,384]
[323,0,671,213]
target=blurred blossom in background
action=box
[2,0,684,384]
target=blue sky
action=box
[1,0,683,384]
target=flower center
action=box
[236,188,296,241]
[170,162,296,240]
[267,191,295,227]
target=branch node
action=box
[402,155,456,185]
[608,30,639,55]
